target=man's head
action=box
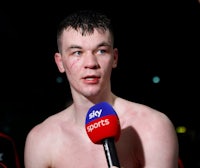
[56,9,115,53]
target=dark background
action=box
[0,0,199,167]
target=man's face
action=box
[55,28,118,98]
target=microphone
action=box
[85,102,121,168]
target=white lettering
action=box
[89,109,102,119]
[87,118,110,132]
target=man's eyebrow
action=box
[97,42,112,47]
[65,42,112,52]
[68,45,82,49]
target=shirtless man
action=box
[24,9,179,168]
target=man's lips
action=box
[83,76,100,83]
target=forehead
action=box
[61,28,112,47]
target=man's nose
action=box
[84,54,99,69]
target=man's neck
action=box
[71,92,116,127]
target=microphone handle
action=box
[102,137,120,168]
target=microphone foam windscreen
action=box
[85,102,121,144]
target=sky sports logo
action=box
[89,109,102,120]
[85,102,120,143]
[86,118,110,132]
[86,108,110,133]
[85,102,118,133]
[85,102,117,123]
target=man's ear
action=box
[112,48,118,68]
[54,52,65,73]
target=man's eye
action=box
[73,51,81,56]
[97,49,106,55]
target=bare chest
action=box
[48,118,143,168]
[52,141,108,168]
[51,136,141,168]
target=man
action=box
[24,9,179,168]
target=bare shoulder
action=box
[32,106,72,131]
[24,106,75,167]
[25,106,73,150]
[115,97,179,166]
[114,97,176,132]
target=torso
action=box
[34,97,173,168]
[47,121,142,168]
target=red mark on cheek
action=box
[70,58,80,69]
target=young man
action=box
[24,9,179,168]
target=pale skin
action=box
[24,28,179,168]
